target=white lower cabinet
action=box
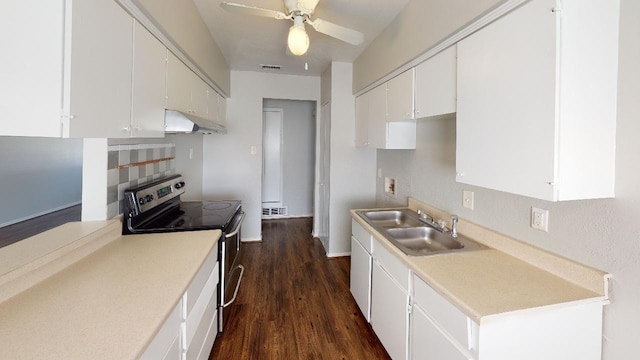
[411,305,470,360]
[351,218,606,360]
[142,246,219,360]
[371,261,409,360]
[350,237,372,321]
[371,236,410,360]
[410,274,605,360]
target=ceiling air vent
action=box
[260,64,282,71]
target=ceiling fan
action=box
[220,0,365,56]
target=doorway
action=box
[261,99,316,219]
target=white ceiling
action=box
[192,0,411,76]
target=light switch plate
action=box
[531,207,549,232]
[463,190,474,210]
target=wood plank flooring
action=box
[210,217,390,360]
[0,205,82,249]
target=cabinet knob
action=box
[456,172,465,177]
[123,126,130,132]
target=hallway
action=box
[210,217,389,359]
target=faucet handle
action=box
[450,214,459,238]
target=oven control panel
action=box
[124,175,186,216]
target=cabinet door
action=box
[350,237,372,322]
[218,94,227,126]
[456,0,557,200]
[415,45,457,118]
[371,261,408,360]
[131,21,167,138]
[166,52,192,114]
[189,72,208,118]
[386,69,414,122]
[354,94,369,147]
[1,0,64,137]
[206,87,219,123]
[367,84,388,149]
[411,305,471,360]
[66,0,133,138]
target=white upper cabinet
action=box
[354,94,369,147]
[1,1,65,137]
[206,87,219,123]
[131,21,167,138]
[386,69,415,122]
[167,52,193,114]
[415,45,457,118]
[1,0,134,138]
[355,81,416,150]
[65,0,134,138]
[217,95,227,126]
[189,72,209,118]
[367,84,389,149]
[456,0,619,201]
[167,52,214,121]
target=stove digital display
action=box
[157,185,173,199]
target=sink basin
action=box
[360,210,423,228]
[385,227,464,254]
[357,208,487,256]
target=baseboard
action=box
[0,202,81,228]
[241,237,262,243]
[326,252,351,258]
[262,214,313,220]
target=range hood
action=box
[164,109,227,134]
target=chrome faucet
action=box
[451,215,459,238]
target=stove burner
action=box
[203,202,234,210]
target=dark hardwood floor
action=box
[0,205,82,249]
[210,217,390,360]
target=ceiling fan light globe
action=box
[287,25,309,56]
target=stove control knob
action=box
[138,197,146,205]
[145,194,154,202]
[175,181,185,189]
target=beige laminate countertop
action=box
[351,204,609,324]
[0,226,220,360]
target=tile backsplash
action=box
[107,143,176,218]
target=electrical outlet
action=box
[463,190,474,210]
[531,207,549,232]
[250,145,257,155]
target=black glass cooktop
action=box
[140,200,241,232]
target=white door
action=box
[314,102,331,248]
[350,237,372,322]
[262,108,284,206]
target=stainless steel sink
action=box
[361,210,423,228]
[357,209,487,256]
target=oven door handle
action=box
[223,264,244,308]
[225,211,245,239]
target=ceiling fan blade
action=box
[308,18,364,46]
[220,2,289,20]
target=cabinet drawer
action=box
[373,237,409,292]
[185,247,218,315]
[352,219,373,253]
[186,286,218,360]
[185,261,219,350]
[413,274,470,351]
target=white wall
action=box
[353,0,502,92]
[0,137,82,226]
[263,99,316,217]
[325,62,377,256]
[202,71,320,241]
[374,0,640,357]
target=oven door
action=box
[219,210,245,332]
